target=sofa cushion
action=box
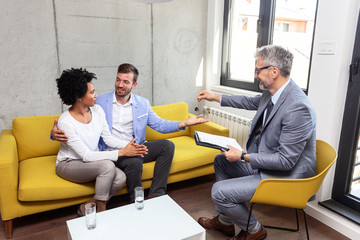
[145,102,190,141]
[19,136,220,201]
[142,135,220,180]
[18,156,95,201]
[13,115,61,162]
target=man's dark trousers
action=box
[115,139,174,201]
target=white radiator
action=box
[203,106,252,150]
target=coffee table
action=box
[66,194,205,240]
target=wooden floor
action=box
[0,175,350,240]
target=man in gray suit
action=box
[196,45,317,240]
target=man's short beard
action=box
[258,78,270,90]
[115,88,132,98]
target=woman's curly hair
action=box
[56,68,97,105]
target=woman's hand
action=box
[118,139,148,157]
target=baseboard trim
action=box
[305,201,360,239]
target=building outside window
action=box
[351,142,360,198]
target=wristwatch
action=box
[240,152,247,163]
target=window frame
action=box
[220,0,316,94]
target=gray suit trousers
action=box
[212,154,262,230]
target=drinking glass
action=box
[85,202,96,229]
[134,186,144,210]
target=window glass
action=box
[272,0,317,89]
[350,136,360,199]
[229,0,260,82]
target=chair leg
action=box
[264,208,300,232]
[247,205,309,239]
[301,209,310,240]
[4,219,13,239]
[244,203,255,240]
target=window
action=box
[276,22,290,32]
[221,0,318,92]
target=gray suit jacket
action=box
[221,79,317,180]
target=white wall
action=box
[306,0,360,238]
[205,0,360,239]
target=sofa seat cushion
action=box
[19,156,95,201]
[142,136,220,180]
[19,136,221,201]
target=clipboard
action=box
[194,131,243,152]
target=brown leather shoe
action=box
[198,215,235,237]
[227,225,267,240]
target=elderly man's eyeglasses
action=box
[255,65,274,74]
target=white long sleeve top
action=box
[56,104,122,164]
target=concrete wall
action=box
[54,0,153,97]
[0,0,207,132]
[152,0,208,113]
[0,0,60,130]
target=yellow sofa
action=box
[0,102,229,238]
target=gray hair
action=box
[255,45,294,77]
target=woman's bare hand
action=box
[118,139,148,157]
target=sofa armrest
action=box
[188,113,229,137]
[0,129,19,220]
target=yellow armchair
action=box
[244,140,337,240]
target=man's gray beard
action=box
[259,83,265,90]
[258,78,270,90]
[258,79,266,90]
